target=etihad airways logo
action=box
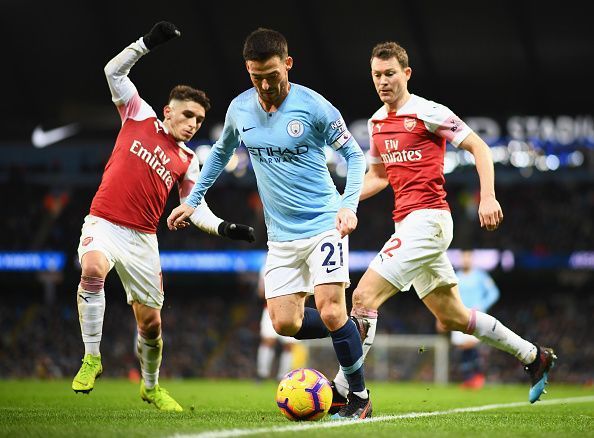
[247,145,309,163]
[129,140,175,188]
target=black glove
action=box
[143,21,181,50]
[218,221,256,243]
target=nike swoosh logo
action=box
[326,266,341,273]
[242,126,256,132]
[32,123,79,148]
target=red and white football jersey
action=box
[368,94,472,222]
[89,39,200,234]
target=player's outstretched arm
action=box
[189,201,255,242]
[104,21,180,108]
[169,202,256,242]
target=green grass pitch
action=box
[1,379,592,437]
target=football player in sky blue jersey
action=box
[437,250,500,388]
[167,28,371,419]
[456,250,500,313]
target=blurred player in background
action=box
[168,28,372,419]
[256,266,301,380]
[437,250,500,389]
[333,41,556,404]
[71,22,255,412]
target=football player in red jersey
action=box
[71,22,255,411]
[333,42,555,404]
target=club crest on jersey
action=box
[178,149,188,163]
[287,120,304,138]
[404,118,417,132]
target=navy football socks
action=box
[293,307,329,339]
[330,319,365,392]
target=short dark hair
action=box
[371,42,409,69]
[168,85,211,111]
[243,28,288,62]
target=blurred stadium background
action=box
[1,1,592,387]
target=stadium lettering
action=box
[129,140,174,189]
[381,149,422,163]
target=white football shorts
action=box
[260,307,298,343]
[369,209,458,299]
[77,215,164,309]
[264,229,350,299]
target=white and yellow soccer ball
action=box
[276,368,333,421]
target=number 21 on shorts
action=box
[321,242,343,273]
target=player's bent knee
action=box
[319,306,346,332]
[272,318,299,337]
[138,318,162,339]
[81,252,110,279]
[80,262,107,281]
[351,288,364,306]
[352,286,374,308]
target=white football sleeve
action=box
[104,38,148,107]
[181,156,224,235]
[189,200,224,235]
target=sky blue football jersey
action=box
[456,269,500,312]
[186,83,365,242]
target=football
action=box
[276,368,333,421]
